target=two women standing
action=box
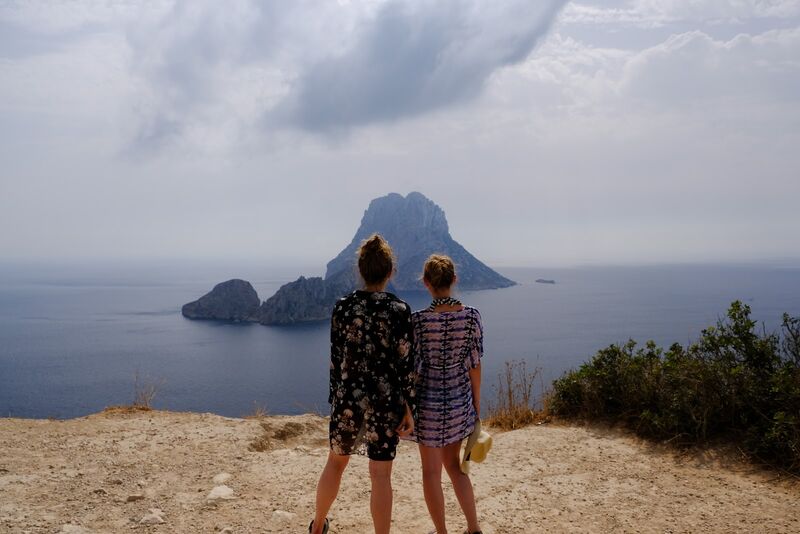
[310,234,484,534]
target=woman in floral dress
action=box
[309,234,416,534]
[414,254,484,534]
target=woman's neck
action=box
[364,282,388,292]
[429,292,462,312]
[429,289,451,299]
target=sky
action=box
[1,0,798,268]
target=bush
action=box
[550,301,800,474]
[486,360,550,430]
[132,371,165,410]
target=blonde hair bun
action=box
[423,254,456,290]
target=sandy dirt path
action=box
[1,410,797,533]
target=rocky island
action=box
[182,192,515,325]
[181,279,260,322]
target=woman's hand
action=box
[396,404,414,437]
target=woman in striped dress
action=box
[413,254,483,534]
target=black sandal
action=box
[309,518,329,534]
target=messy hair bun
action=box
[357,234,394,285]
[423,254,456,290]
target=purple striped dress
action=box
[412,306,484,448]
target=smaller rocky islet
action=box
[181,279,260,322]
[181,192,516,325]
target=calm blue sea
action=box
[1,261,798,419]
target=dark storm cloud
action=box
[270,0,568,131]
[122,0,567,145]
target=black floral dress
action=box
[328,290,416,461]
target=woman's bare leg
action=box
[312,451,350,534]
[419,444,447,534]
[442,441,480,533]
[368,459,394,534]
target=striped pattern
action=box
[412,306,483,448]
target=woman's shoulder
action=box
[332,290,361,313]
[334,290,358,305]
[464,306,482,323]
[412,305,480,321]
[415,304,480,313]
[411,308,436,319]
[384,293,411,314]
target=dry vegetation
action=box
[248,418,327,452]
[244,401,269,420]
[102,372,165,414]
[132,371,165,410]
[486,360,551,430]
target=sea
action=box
[1,260,798,419]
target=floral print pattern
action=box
[328,290,416,461]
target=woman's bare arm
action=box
[469,364,481,416]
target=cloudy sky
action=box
[1,0,798,267]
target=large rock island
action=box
[182,192,515,325]
[324,192,515,291]
[181,279,260,322]
[258,192,515,324]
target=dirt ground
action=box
[0,409,797,533]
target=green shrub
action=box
[550,301,800,474]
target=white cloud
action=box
[563,0,800,27]
[620,28,800,106]
[0,0,154,33]
[637,0,800,21]
[486,26,800,120]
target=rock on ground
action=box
[139,508,165,525]
[213,472,232,485]
[207,485,235,501]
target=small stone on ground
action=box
[139,508,165,525]
[207,484,235,501]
